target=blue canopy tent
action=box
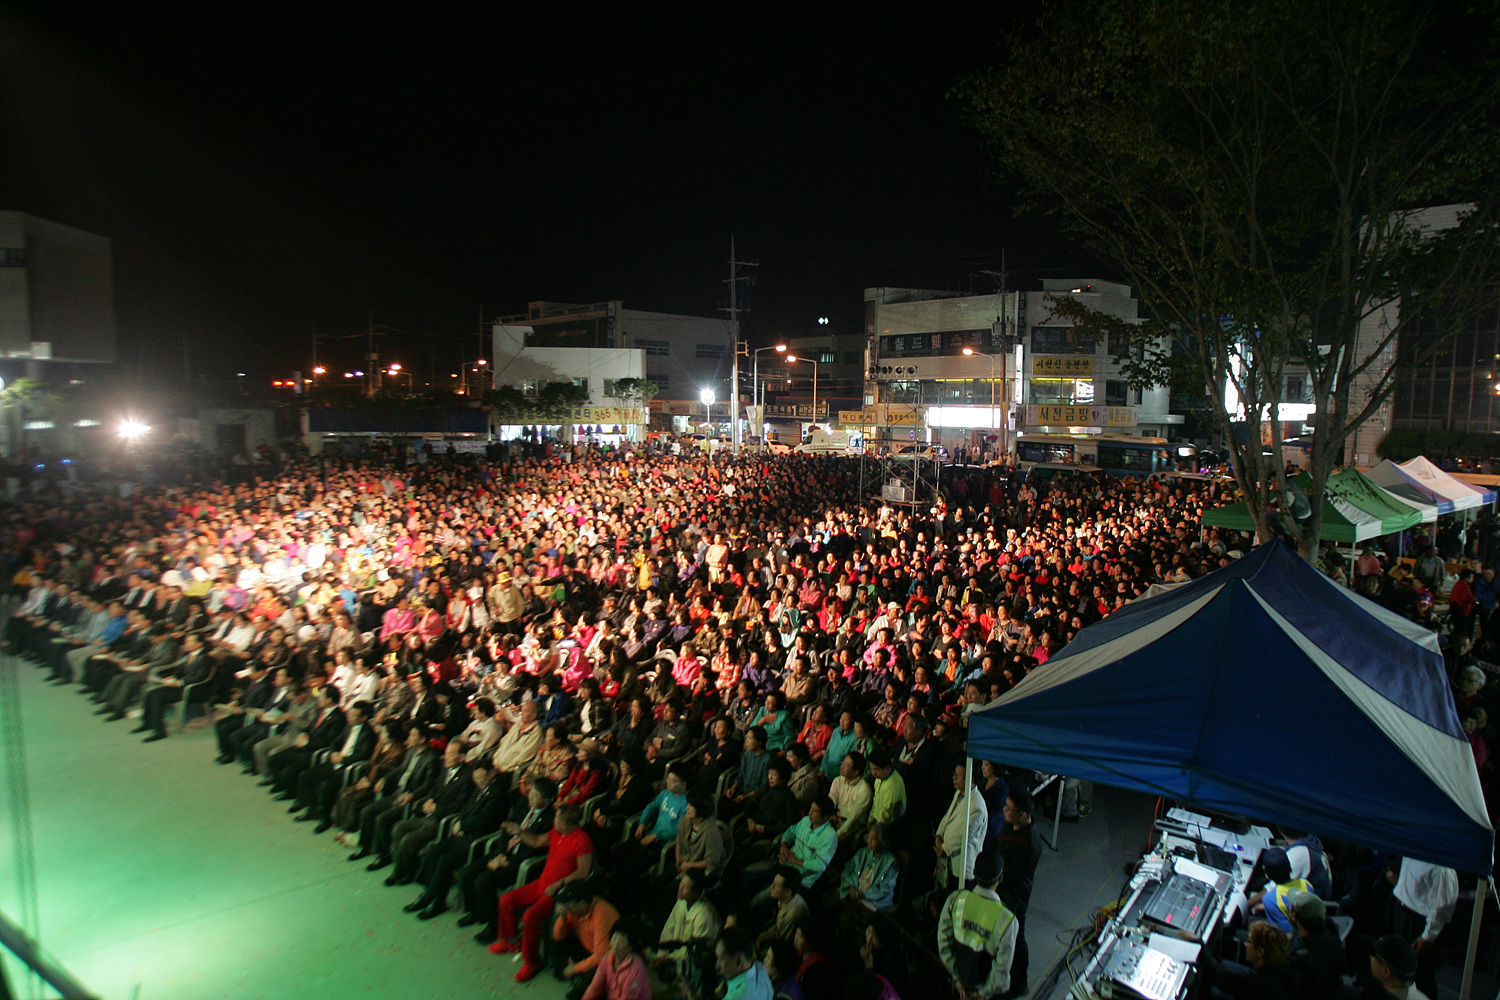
[968,542,1490,871]
[966,542,1495,991]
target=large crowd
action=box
[2,442,1486,1000]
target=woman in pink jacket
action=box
[582,920,651,1000]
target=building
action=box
[493,301,737,426]
[488,321,649,440]
[0,212,116,365]
[862,280,1180,455]
[1352,204,1484,465]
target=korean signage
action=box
[836,405,919,426]
[761,402,828,419]
[1025,404,1135,427]
[1032,356,1094,376]
[565,406,646,424]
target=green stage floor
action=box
[1,656,568,1000]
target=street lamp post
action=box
[785,355,820,432]
[700,387,717,444]
[753,344,788,452]
[962,347,1003,461]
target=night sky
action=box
[0,6,1080,384]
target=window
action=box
[1031,326,1096,355]
[818,351,836,364]
[650,373,670,390]
[1029,378,1095,406]
[602,379,618,397]
[1284,375,1307,403]
[1107,329,1131,356]
[844,350,862,366]
[696,343,725,360]
[637,339,671,357]
[571,378,588,392]
[1105,380,1128,407]
[522,379,541,398]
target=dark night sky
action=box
[0,6,1082,383]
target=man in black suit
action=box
[214,661,277,763]
[82,609,152,696]
[349,726,441,862]
[227,668,295,770]
[403,759,510,919]
[291,701,378,830]
[376,744,474,882]
[457,776,557,938]
[267,685,346,796]
[134,633,213,743]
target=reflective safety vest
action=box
[952,890,1016,954]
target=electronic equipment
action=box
[1100,939,1191,1000]
[1141,874,1217,940]
[1171,857,1233,896]
[1194,838,1241,874]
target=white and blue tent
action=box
[966,541,1493,875]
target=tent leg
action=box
[960,757,974,883]
[1460,876,1487,1000]
[1052,780,1065,850]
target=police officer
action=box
[937,851,1018,1000]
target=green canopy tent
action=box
[1202,467,1423,543]
[1313,467,1425,534]
[1201,494,1382,542]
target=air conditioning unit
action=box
[881,485,912,502]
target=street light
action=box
[753,344,788,452]
[118,419,150,442]
[700,387,717,434]
[785,354,820,432]
[962,347,1003,460]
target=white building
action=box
[863,279,1179,454]
[0,211,115,364]
[493,300,737,411]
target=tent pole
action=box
[960,756,975,884]
[1460,876,1487,1000]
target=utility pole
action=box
[478,306,489,394]
[979,250,1011,460]
[722,236,758,457]
[366,313,378,398]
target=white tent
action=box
[1397,456,1493,510]
[1366,460,1447,523]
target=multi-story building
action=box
[1352,204,1489,465]
[493,301,736,420]
[0,212,116,366]
[862,279,1180,455]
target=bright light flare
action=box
[118,419,150,441]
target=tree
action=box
[535,381,591,419]
[959,0,1500,556]
[607,378,659,410]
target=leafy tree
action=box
[958,0,1500,556]
[535,381,591,419]
[483,386,532,421]
[607,378,659,408]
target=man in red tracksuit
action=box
[489,803,594,982]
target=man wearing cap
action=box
[550,881,621,1000]
[1284,889,1345,1000]
[1360,935,1428,1000]
[490,570,524,635]
[1250,847,1313,934]
[937,851,1017,1000]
